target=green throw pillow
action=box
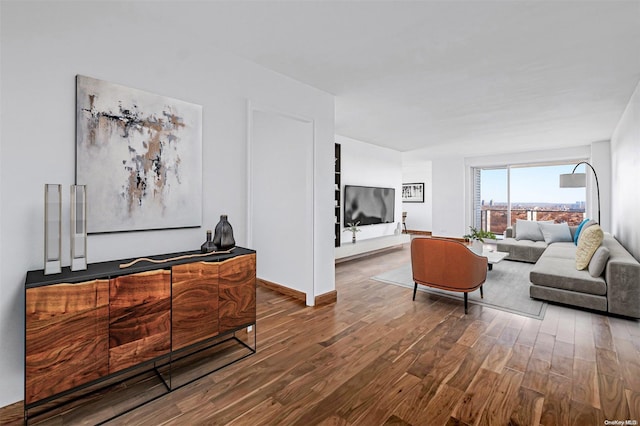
[575,225,604,270]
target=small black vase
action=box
[213,215,235,250]
[201,230,215,253]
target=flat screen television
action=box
[344,185,395,226]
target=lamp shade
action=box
[559,172,586,188]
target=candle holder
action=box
[44,184,62,275]
[70,185,87,271]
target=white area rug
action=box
[373,260,547,319]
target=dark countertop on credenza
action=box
[26,246,255,288]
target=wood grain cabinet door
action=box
[109,270,171,373]
[171,262,219,351]
[219,254,256,333]
[25,280,109,405]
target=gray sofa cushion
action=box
[515,219,545,241]
[530,256,607,295]
[539,222,573,244]
[530,243,607,295]
[530,284,607,312]
[497,238,547,263]
[542,242,577,259]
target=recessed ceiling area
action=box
[161,1,640,156]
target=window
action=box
[473,163,586,236]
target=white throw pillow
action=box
[515,219,549,241]
[539,222,573,244]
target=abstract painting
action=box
[76,75,202,233]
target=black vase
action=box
[201,230,215,253]
[213,215,235,250]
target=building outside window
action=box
[472,163,586,237]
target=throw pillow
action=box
[515,219,545,241]
[539,222,573,244]
[588,246,610,277]
[575,224,604,270]
[573,218,590,244]
[577,219,598,245]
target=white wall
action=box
[431,157,466,238]
[401,161,433,232]
[591,140,612,233]
[0,1,334,407]
[463,146,591,170]
[611,81,640,261]
[336,134,403,243]
[249,107,314,305]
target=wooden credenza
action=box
[24,248,256,421]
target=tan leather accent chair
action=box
[411,237,488,314]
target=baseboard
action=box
[257,279,338,307]
[257,278,306,303]
[406,230,432,236]
[431,235,466,242]
[335,244,406,264]
[314,290,337,306]
[0,400,23,425]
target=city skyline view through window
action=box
[475,163,587,235]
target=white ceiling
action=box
[167,1,640,157]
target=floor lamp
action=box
[559,161,600,224]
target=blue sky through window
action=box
[481,164,586,204]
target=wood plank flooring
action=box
[2,244,639,425]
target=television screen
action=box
[344,185,395,226]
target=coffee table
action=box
[482,249,508,270]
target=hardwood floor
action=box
[3,244,639,425]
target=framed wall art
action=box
[402,182,424,203]
[76,75,203,233]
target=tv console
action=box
[24,247,256,424]
[335,234,410,263]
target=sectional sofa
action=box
[497,220,640,318]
